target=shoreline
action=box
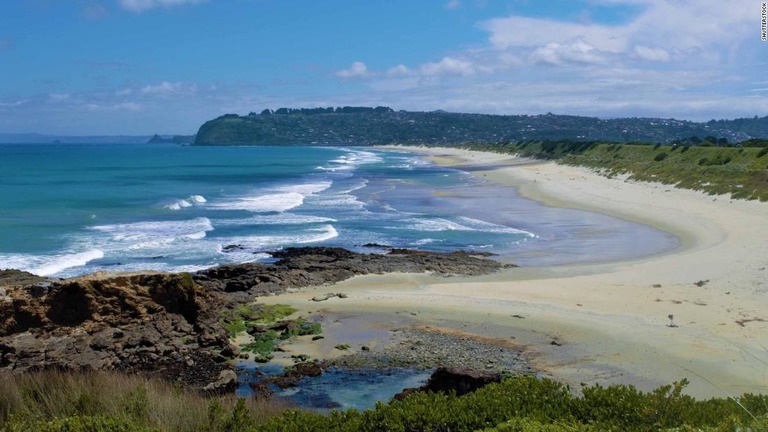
[262,145,768,398]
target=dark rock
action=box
[249,381,274,399]
[394,367,502,400]
[294,361,322,377]
[267,361,323,389]
[194,246,507,297]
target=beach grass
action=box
[454,141,768,201]
[0,370,290,432]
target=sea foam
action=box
[163,195,207,210]
[214,213,336,226]
[89,217,215,250]
[210,192,305,213]
[26,249,105,277]
[231,224,338,249]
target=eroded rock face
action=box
[0,271,229,388]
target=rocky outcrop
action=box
[0,271,230,388]
[394,367,503,400]
[0,247,510,391]
[194,247,510,295]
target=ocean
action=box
[0,143,677,278]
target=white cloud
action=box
[480,0,753,65]
[445,0,461,10]
[327,0,764,121]
[634,45,670,62]
[119,0,205,13]
[529,40,605,65]
[419,57,477,77]
[386,64,411,77]
[336,61,370,79]
[140,81,196,95]
[481,16,628,53]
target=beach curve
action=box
[259,146,768,398]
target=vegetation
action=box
[220,304,321,361]
[193,108,768,146]
[219,304,297,338]
[453,140,768,201]
[0,371,288,432]
[5,373,765,431]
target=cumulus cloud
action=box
[419,57,477,77]
[119,0,205,13]
[336,61,370,79]
[329,0,764,120]
[480,0,753,65]
[529,40,605,65]
[482,16,628,53]
[386,64,411,77]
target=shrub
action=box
[654,152,668,161]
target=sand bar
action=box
[261,146,768,398]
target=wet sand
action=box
[259,146,768,398]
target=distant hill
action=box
[0,133,153,144]
[193,107,768,146]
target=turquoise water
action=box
[0,143,678,277]
[0,144,537,276]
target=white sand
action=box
[261,146,768,398]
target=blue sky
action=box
[0,0,765,135]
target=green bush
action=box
[3,373,768,432]
[654,152,668,161]
[0,415,158,432]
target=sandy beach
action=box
[259,146,768,398]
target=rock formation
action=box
[0,247,509,391]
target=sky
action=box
[0,0,766,135]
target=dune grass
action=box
[0,370,290,432]
[455,141,768,201]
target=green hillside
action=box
[193,108,768,146]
